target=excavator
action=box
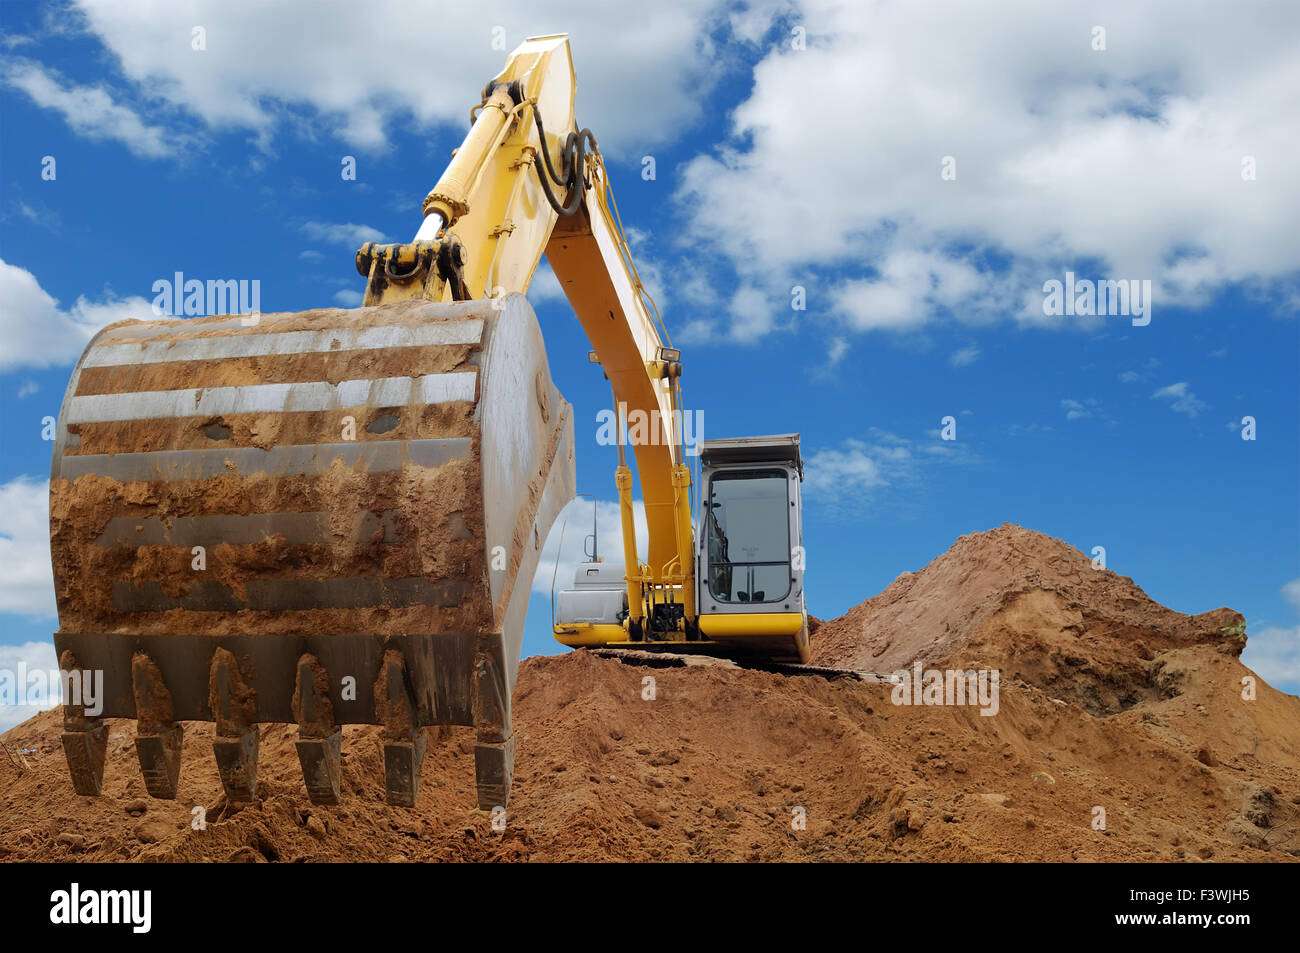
[48,34,810,813]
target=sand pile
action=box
[3,524,1297,862]
[813,523,1247,715]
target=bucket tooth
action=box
[135,726,184,800]
[474,735,516,813]
[131,652,183,799]
[374,647,426,807]
[214,731,259,803]
[296,731,343,805]
[209,647,259,802]
[472,642,515,810]
[291,653,342,805]
[62,725,108,796]
[60,650,108,796]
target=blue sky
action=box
[1,0,1297,730]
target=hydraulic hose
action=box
[533,106,598,217]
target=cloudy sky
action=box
[1,0,1297,728]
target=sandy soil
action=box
[3,524,1297,862]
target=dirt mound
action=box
[3,524,1297,862]
[813,523,1245,715]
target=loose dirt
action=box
[50,301,495,638]
[4,524,1297,862]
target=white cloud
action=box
[948,344,980,367]
[0,258,152,370]
[1061,397,1097,421]
[533,498,648,598]
[1243,625,1300,694]
[332,289,363,307]
[1243,580,1300,693]
[829,249,992,333]
[1152,381,1207,417]
[678,0,1300,341]
[66,0,733,154]
[0,477,56,619]
[677,319,717,345]
[1119,370,1140,383]
[527,259,566,305]
[301,221,390,246]
[804,438,891,496]
[0,641,60,732]
[1283,578,1300,612]
[727,284,781,342]
[1061,401,1086,420]
[2,59,175,158]
[16,381,38,398]
[803,429,971,515]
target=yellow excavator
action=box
[48,34,809,812]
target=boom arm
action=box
[357,34,694,632]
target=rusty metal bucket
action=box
[49,293,574,808]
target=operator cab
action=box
[695,434,809,662]
[553,433,810,664]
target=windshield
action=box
[704,469,791,604]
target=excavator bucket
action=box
[48,294,574,809]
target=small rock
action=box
[976,793,1011,808]
[122,798,149,817]
[393,819,423,838]
[906,807,926,832]
[305,816,328,840]
[1033,771,1056,787]
[714,805,736,822]
[634,806,664,828]
[1196,747,1218,767]
[888,810,909,838]
[135,819,172,844]
[57,833,86,851]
